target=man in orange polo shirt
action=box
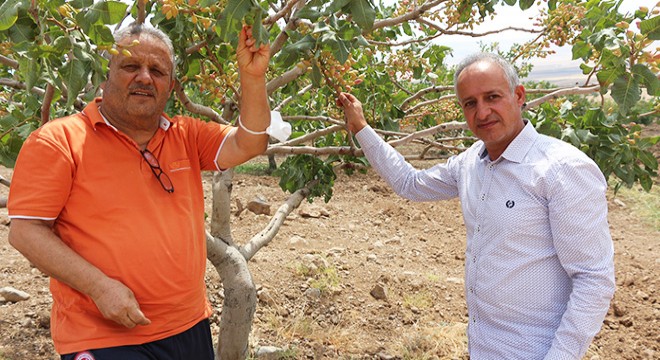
[7,22,270,360]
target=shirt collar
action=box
[82,98,173,131]
[478,120,538,163]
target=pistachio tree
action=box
[0,0,658,358]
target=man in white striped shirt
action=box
[338,53,615,359]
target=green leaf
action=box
[18,56,39,91]
[328,0,352,13]
[519,0,534,11]
[631,63,660,96]
[576,129,599,144]
[295,6,322,22]
[278,34,316,67]
[60,59,88,108]
[596,67,623,88]
[579,63,593,75]
[217,0,253,42]
[0,0,22,31]
[402,21,412,36]
[185,59,201,78]
[640,15,660,40]
[349,0,376,32]
[311,64,322,88]
[283,34,316,53]
[333,40,350,64]
[93,1,128,25]
[638,150,658,170]
[353,35,370,47]
[588,29,621,52]
[571,40,591,60]
[77,1,125,29]
[610,73,640,115]
[249,6,268,48]
[561,127,580,147]
[6,11,34,44]
[639,174,652,192]
[88,24,115,46]
[71,0,94,7]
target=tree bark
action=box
[207,170,256,360]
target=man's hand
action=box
[338,92,368,134]
[237,25,270,78]
[90,277,151,328]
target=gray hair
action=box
[453,53,519,94]
[111,23,176,79]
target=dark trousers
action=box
[61,319,214,360]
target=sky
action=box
[381,0,657,85]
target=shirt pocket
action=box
[168,159,192,173]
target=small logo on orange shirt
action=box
[74,351,95,360]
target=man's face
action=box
[102,33,174,123]
[456,61,526,159]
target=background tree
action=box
[0,0,658,358]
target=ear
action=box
[514,84,526,107]
[168,78,175,93]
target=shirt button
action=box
[480,194,485,201]
[472,256,476,263]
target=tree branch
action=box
[265,145,361,156]
[136,0,147,24]
[372,0,445,30]
[240,182,313,260]
[524,85,600,110]
[387,121,468,148]
[264,0,304,25]
[0,55,18,69]
[420,17,542,37]
[283,115,344,126]
[274,84,313,111]
[402,85,453,110]
[266,64,308,95]
[278,124,345,147]
[407,94,456,113]
[173,79,229,124]
[0,78,85,110]
[40,84,55,126]
[186,40,208,55]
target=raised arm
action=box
[217,26,271,169]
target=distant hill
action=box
[524,66,589,87]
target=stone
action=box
[247,196,271,215]
[0,287,30,302]
[370,283,387,301]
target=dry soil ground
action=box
[0,160,658,359]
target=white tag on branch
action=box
[266,111,291,142]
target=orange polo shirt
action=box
[7,98,233,354]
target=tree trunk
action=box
[205,171,315,359]
[207,170,256,360]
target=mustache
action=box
[128,86,155,94]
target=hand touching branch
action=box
[237,26,270,79]
[338,92,368,134]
